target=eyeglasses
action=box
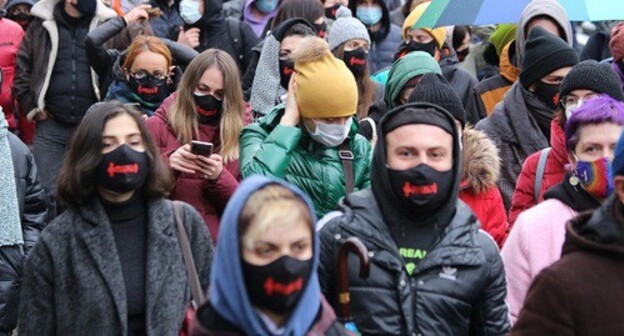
[130,70,168,86]
[561,93,600,111]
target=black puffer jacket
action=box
[319,190,509,335]
[0,133,47,333]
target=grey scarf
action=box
[249,34,287,116]
[0,111,23,246]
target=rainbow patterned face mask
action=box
[575,156,614,199]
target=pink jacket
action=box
[501,199,576,325]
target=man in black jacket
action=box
[0,111,47,335]
[318,102,509,335]
[12,0,116,217]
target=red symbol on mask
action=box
[138,85,158,95]
[318,30,326,38]
[282,66,295,76]
[349,57,366,66]
[107,162,139,177]
[553,92,560,106]
[402,182,437,197]
[196,106,217,116]
[263,277,303,296]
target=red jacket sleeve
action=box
[508,152,539,228]
[483,187,508,248]
[203,167,239,213]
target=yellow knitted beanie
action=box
[402,1,447,49]
[292,37,358,119]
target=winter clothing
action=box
[18,197,213,335]
[0,114,47,333]
[559,60,624,101]
[490,24,517,57]
[509,120,567,225]
[519,27,579,88]
[401,1,446,49]
[249,18,316,117]
[609,22,624,62]
[614,129,624,177]
[242,0,278,37]
[104,81,162,116]
[512,195,624,335]
[349,0,402,74]
[189,176,348,335]
[319,102,509,335]
[581,27,613,62]
[0,18,24,131]
[459,128,507,247]
[470,42,520,117]
[327,6,370,52]
[503,174,600,325]
[514,0,574,72]
[409,72,466,126]
[185,0,260,72]
[145,93,251,241]
[12,0,116,121]
[240,105,372,219]
[85,15,199,98]
[148,0,184,41]
[475,81,551,210]
[438,45,481,125]
[293,38,358,119]
[384,51,442,109]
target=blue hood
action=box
[209,175,322,335]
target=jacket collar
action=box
[499,42,520,83]
[549,118,568,167]
[31,0,116,22]
[460,128,500,193]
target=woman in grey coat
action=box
[18,102,214,335]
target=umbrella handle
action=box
[337,237,371,319]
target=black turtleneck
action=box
[101,193,148,336]
[543,173,601,213]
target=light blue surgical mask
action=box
[356,6,382,26]
[255,0,279,14]
[180,0,202,24]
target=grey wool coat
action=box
[18,198,213,336]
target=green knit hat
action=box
[490,24,517,56]
[384,51,442,109]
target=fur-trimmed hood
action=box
[461,127,501,194]
[31,0,116,22]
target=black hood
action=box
[183,0,223,30]
[371,102,462,228]
[543,172,601,214]
[271,18,316,42]
[348,0,391,42]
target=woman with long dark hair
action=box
[18,102,213,335]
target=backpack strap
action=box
[534,147,551,203]
[225,17,244,65]
[338,141,355,196]
[172,201,205,308]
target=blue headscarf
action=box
[209,175,322,335]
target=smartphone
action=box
[190,141,213,157]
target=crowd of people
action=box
[3,0,624,334]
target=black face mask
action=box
[387,164,453,218]
[343,47,368,77]
[324,4,340,20]
[313,21,327,38]
[193,93,223,124]
[74,0,96,17]
[395,40,437,60]
[242,255,312,314]
[97,144,150,194]
[9,13,33,30]
[456,48,469,62]
[532,81,560,110]
[127,75,170,104]
[279,58,295,90]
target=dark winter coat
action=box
[318,189,510,335]
[0,133,47,333]
[145,93,251,242]
[85,16,199,98]
[509,119,567,226]
[12,0,116,122]
[475,81,550,210]
[580,27,612,62]
[18,198,213,335]
[148,0,184,41]
[439,45,480,125]
[239,105,372,219]
[512,196,624,335]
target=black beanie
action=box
[559,60,624,101]
[408,73,466,127]
[519,26,579,88]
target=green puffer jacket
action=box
[240,105,372,218]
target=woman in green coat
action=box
[240,36,371,218]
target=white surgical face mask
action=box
[306,117,353,147]
[180,0,202,24]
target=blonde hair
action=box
[168,49,245,163]
[239,185,313,250]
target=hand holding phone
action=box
[190,141,214,157]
